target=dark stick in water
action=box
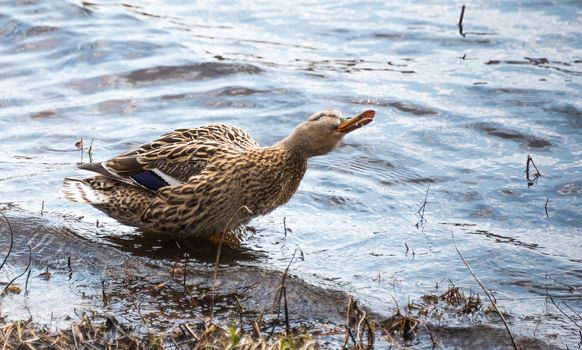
[68,256,73,280]
[3,245,32,294]
[545,273,577,293]
[415,185,430,229]
[88,138,94,163]
[530,156,542,177]
[525,155,542,181]
[343,296,357,347]
[270,248,302,337]
[458,5,466,37]
[24,269,31,294]
[545,287,582,332]
[0,210,14,272]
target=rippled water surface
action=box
[0,0,581,348]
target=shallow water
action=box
[0,0,581,348]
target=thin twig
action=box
[234,295,245,335]
[350,298,374,347]
[356,310,366,344]
[561,300,582,320]
[458,5,466,37]
[417,185,430,215]
[211,205,252,320]
[40,200,45,216]
[101,278,109,306]
[544,198,550,218]
[88,138,94,163]
[529,156,542,177]
[343,296,357,347]
[282,284,290,335]
[68,256,73,280]
[71,321,79,349]
[456,247,519,350]
[427,326,438,349]
[0,210,14,272]
[270,248,303,337]
[181,324,199,341]
[416,185,430,229]
[3,245,32,293]
[252,312,263,339]
[525,155,542,183]
[364,313,375,346]
[546,292,582,331]
[126,289,151,332]
[76,138,84,164]
[2,325,13,350]
[342,325,355,348]
[183,253,189,290]
[283,217,287,238]
[24,269,31,293]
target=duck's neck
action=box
[241,144,307,216]
[275,129,310,159]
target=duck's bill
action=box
[336,110,375,133]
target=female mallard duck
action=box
[63,109,375,238]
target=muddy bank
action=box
[0,209,348,328]
[0,209,560,349]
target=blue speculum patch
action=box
[131,171,168,190]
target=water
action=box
[0,0,581,348]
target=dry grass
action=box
[0,314,316,350]
[0,314,148,350]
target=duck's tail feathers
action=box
[62,178,108,204]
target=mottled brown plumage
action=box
[63,109,374,238]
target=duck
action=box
[62,109,375,238]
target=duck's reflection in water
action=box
[103,228,262,265]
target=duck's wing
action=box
[168,124,259,150]
[78,124,259,191]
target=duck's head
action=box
[280,109,375,158]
